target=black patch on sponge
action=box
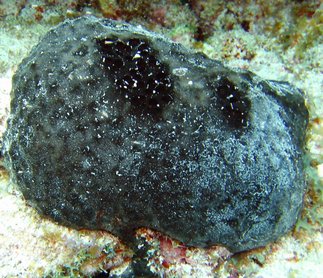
[214,77,251,128]
[96,37,174,119]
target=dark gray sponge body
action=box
[3,16,308,252]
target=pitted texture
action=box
[3,16,308,252]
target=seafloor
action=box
[0,1,322,277]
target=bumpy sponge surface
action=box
[3,16,308,252]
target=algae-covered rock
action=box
[2,16,308,252]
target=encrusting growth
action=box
[2,16,308,254]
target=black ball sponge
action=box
[3,16,308,253]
